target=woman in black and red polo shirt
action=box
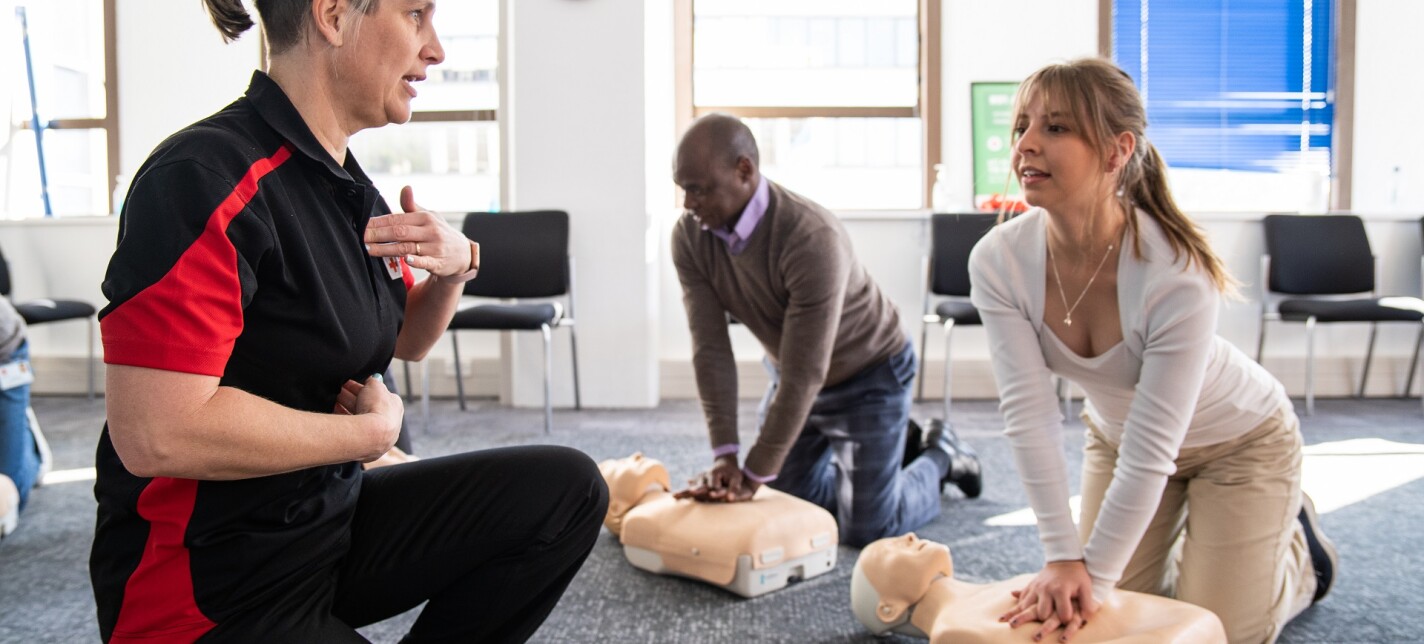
[90,2,607,641]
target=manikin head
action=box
[597,453,671,536]
[851,533,954,636]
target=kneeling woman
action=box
[90,2,606,641]
[969,58,1335,643]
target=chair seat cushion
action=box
[15,299,96,324]
[449,303,561,330]
[1278,297,1424,323]
[932,301,982,326]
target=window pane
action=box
[1113,0,1334,175]
[415,0,499,112]
[351,121,500,214]
[2,128,107,217]
[693,0,918,107]
[748,117,922,210]
[2,0,106,120]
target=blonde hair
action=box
[1006,58,1238,294]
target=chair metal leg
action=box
[917,318,930,402]
[1304,317,1316,416]
[940,319,955,420]
[541,324,553,435]
[1256,314,1268,363]
[420,358,430,430]
[402,360,413,403]
[1358,323,1378,398]
[451,332,467,412]
[569,325,582,410]
[1058,377,1073,420]
[86,317,95,401]
[1404,321,1423,398]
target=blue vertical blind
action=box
[1113,0,1335,174]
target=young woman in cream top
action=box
[968,58,1335,644]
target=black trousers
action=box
[199,445,608,643]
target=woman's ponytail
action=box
[202,0,254,43]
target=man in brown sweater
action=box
[670,114,981,546]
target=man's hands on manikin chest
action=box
[674,454,761,503]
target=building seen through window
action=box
[687,0,932,210]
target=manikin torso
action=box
[599,453,838,597]
[853,534,1226,644]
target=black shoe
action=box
[1298,493,1338,603]
[922,419,982,499]
[903,419,925,468]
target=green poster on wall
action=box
[971,82,1021,208]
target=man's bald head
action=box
[677,113,760,170]
[673,114,762,231]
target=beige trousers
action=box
[1078,404,1317,644]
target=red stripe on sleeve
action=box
[109,478,216,642]
[101,145,293,377]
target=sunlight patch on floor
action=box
[41,467,96,485]
[983,439,1424,527]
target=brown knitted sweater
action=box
[671,181,907,476]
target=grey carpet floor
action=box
[1,395,1421,643]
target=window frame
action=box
[1097,0,1356,210]
[14,0,119,215]
[675,0,942,209]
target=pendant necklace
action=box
[1047,236,1116,327]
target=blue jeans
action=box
[0,340,39,510]
[763,342,942,547]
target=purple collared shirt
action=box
[704,176,769,255]
[709,443,778,484]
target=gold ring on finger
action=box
[414,242,421,256]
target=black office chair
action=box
[916,214,994,420]
[0,245,96,400]
[442,210,580,434]
[1258,214,1424,415]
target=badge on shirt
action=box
[383,256,404,280]
[0,358,34,390]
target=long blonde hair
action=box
[1006,58,1238,294]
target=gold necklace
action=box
[1047,237,1115,327]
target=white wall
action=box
[6,0,1422,403]
[115,0,261,183]
[501,0,659,408]
[1351,0,1424,213]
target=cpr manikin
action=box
[599,453,837,597]
[851,534,1227,643]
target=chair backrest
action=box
[460,210,570,299]
[929,213,998,297]
[1262,214,1374,296]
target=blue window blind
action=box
[1112,0,1335,174]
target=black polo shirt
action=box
[91,71,413,642]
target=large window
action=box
[1108,0,1350,211]
[0,0,116,218]
[350,0,500,214]
[679,0,940,210]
